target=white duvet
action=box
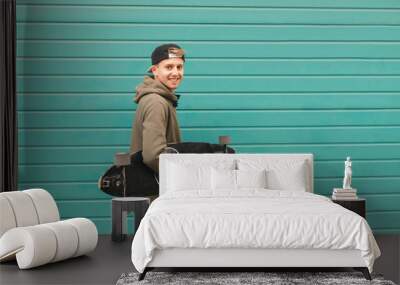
[131,190,380,273]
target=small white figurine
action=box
[342,157,352,189]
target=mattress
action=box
[131,190,380,273]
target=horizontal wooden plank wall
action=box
[17,0,400,234]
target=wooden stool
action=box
[111,197,150,242]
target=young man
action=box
[130,43,185,173]
[99,44,233,197]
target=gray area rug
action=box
[116,271,396,285]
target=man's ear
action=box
[151,65,158,75]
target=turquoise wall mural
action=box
[17,0,400,233]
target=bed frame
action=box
[140,248,370,280]
[138,154,372,281]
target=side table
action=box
[332,198,366,218]
[112,197,150,242]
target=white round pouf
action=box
[0,189,98,269]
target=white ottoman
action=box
[0,189,98,269]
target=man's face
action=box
[152,58,184,91]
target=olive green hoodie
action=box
[130,76,182,173]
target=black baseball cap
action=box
[147,43,185,73]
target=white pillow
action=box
[211,169,268,190]
[211,168,236,190]
[236,169,267,189]
[166,162,212,192]
[267,163,307,191]
[164,158,237,194]
[237,159,308,191]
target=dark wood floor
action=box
[1,235,398,285]
[0,235,134,285]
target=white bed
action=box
[131,154,380,280]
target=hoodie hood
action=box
[134,76,179,106]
